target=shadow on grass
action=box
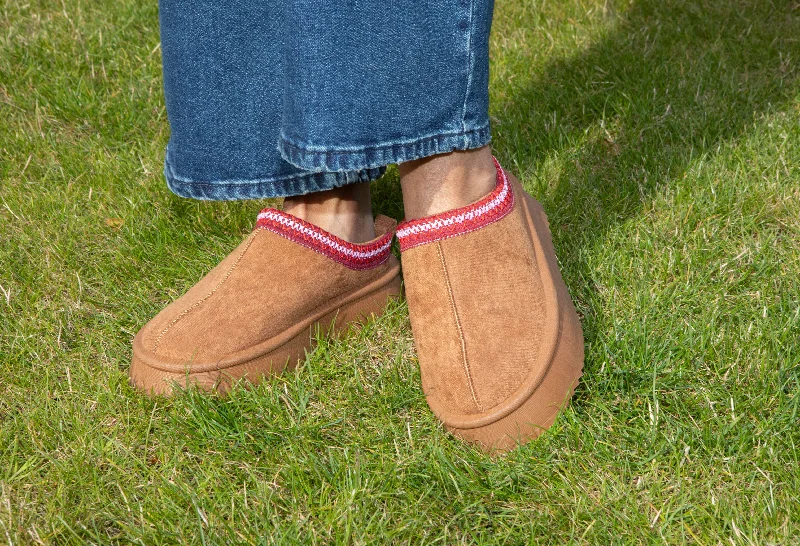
[498,0,797,234]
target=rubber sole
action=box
[445,194,584,453]
[130,272,402,396]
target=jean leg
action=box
[159,0,383,200]
[279,0,494,172]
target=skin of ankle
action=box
[398,146,497,220]
[283,181,376,243]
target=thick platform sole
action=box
[446,194,584,453]
[130,272,402,396]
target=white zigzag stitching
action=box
[257,210,391,259]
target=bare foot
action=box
[399,146,497,220]
[283,181,376,243]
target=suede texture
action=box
[401,174,584,451]
[403,183,546,415]
[131,215,400,394]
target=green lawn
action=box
[1,0,799,543]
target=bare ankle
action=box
[283,182,376,243]
[399,146,497,220]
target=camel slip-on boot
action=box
[130,209,401,396]
[397,157,584,452]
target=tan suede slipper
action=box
[397,158,584,452]
[130,209,401,395]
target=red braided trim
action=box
[396,157,515,252]
[255,209,393,270]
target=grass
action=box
[1,0,799,543]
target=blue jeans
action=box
[159,0,494,200]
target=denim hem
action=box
[164,151,386,200]
[278,124,491,172]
